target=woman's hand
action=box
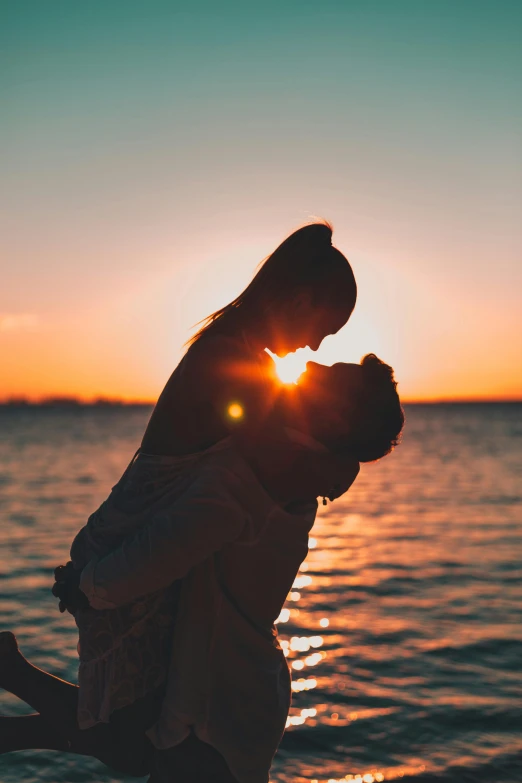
[52,561,90,614]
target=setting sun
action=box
[267,350,309,385]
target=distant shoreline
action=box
[0,399,154,408]
[0,399,521,408]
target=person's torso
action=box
[141,332,279,456]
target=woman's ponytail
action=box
[188,220,355,346]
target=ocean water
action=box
[0,404,521,783]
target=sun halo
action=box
[267,349,309,385]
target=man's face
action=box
[296,361,364,444]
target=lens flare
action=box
[227,403,243,419]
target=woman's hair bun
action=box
[290,221,333,249]
[187,219,354,346]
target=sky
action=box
[2,0,521,402]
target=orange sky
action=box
[2,3,521,403]
[3,228,521,403]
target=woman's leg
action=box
[0,711,150,775]
[0,714,70,754]
[0,632,78,729]
[0,713,144,774]
[148,733,239,783]
[0,633,120,769]
[0,633,156,775]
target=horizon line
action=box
[1,395,521,407]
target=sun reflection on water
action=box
[2,405,520,783]
[296,764,426,782]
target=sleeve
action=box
[79,466,246,610]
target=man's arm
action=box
[52,449,358,613]
[54,467,247,612]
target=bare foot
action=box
[0,632,26,690]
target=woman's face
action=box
[266,293,350,356]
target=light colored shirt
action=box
[76,437,318,783]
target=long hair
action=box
[187,221,356,346]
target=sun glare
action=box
[267,350,309,385]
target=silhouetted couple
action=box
[0,222,403,782]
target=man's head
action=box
[297,354,404,462]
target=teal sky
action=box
[2,1,521,400]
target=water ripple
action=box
[0,404,521,782]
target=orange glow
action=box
[1,257,521,404]
[267,349,308,385]
[227,403,244,419]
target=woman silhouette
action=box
[0,221,359,782]
[141,220,356,459]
